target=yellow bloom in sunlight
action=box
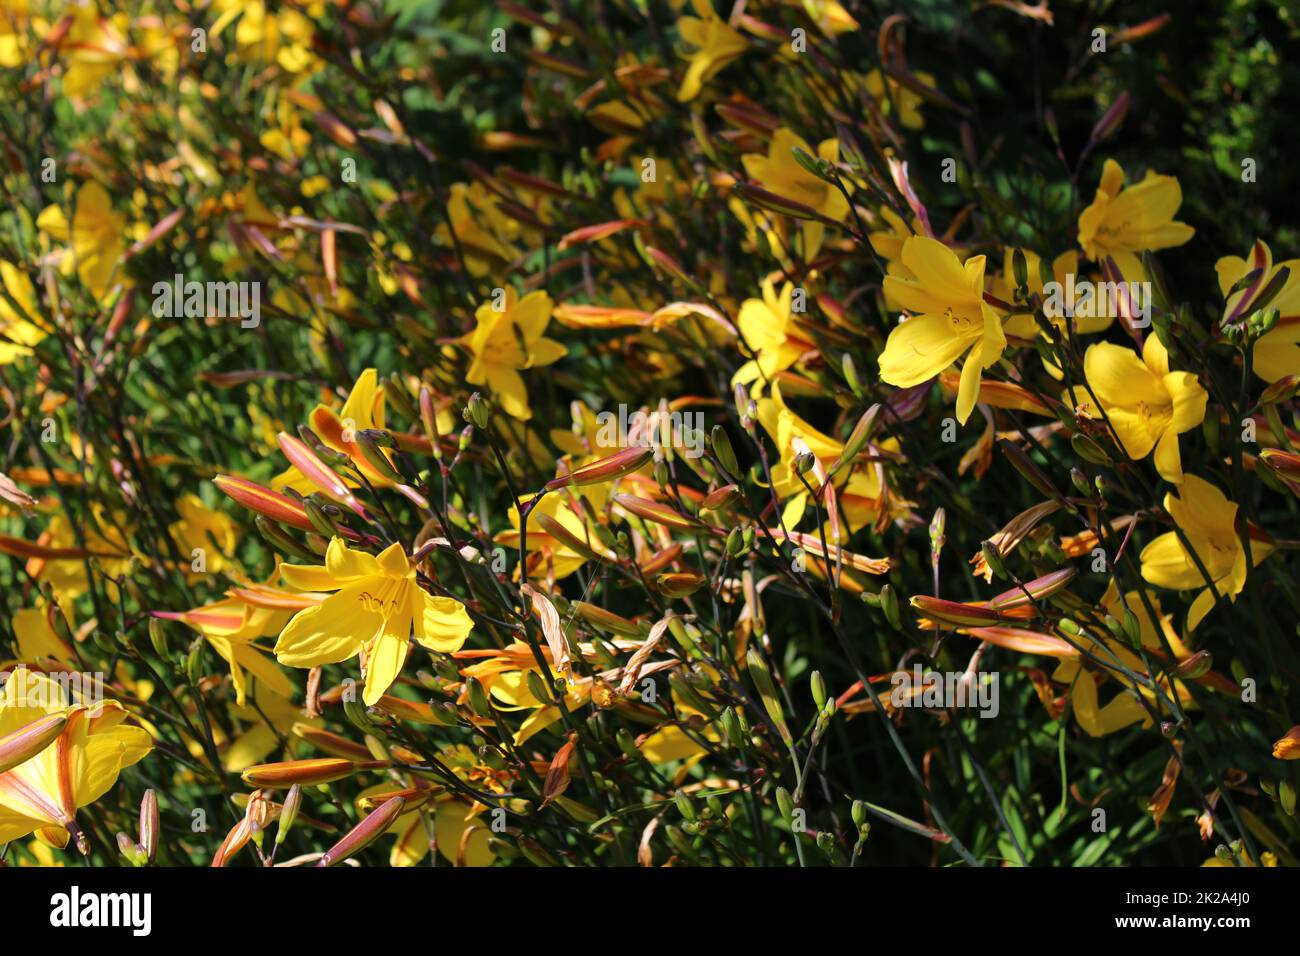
[1140,475,1273,630]
[863,69,934,129]
[274,538,473,706]
[274,368,396,492]
[1053,580,1202,737]
[1273,726,1300,760]
[0,261,47,364]
[996,248,1115,335]
[1077,159,1194,278]
[0,1,37,69]
[0,669,152,848]
[360,743,507,866]
[435,182,522,277]
[495,488,613,581]
[459,643,592,745]
[789,0,859,36]
[12,605,77,667]
[169,493,240,579]
[879,236,1007,425]
[732,278,815,394]
[1076,333,1206,484]
[213,0,320,74]
[37,182,127,301]
[741,128,848,261]
[28,510,132,607]
[675,0,748,103]
[1214,240,1300,383]
[756,384,892,534]
[60,6,130,100]
[462,288,565,421]
[157,580,312,706]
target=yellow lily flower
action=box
[675,0,748,103]
[756,383,892,534]
[741,128,847,261]
[495,488,612,581]
[12,605,76,666]
[0,261,47,364]
[1214,240,1300,383]
[459,643,592,746]
[1053,581,1202,737]
[1077,159,1194,279]
[879,236,1007,424]
[274,538,474,705]
[1075,333,1207,483]
[169,493,240,579]
[27,509,132,607]
[790,0,860,36]
[36,181,127,301]
[434,182,523,277]
[359,744,508,866]
[273,368,397,492]
[157,581,312,706]
[732,278,815,394]
[862,69,934,129]
[60,6,130,100]
[0,668,152,849]
[1140,475,1273,630]
[212,0,319,74]
[462,288,566,421]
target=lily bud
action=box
[614,494,709,532]
[241,757,388,789]
[316,795,406,867]
[544,446,653,490]
[139,789,159,864]
[710,426,740,477]
[276,784,303,846]
[0,712,67,774]
[277,432,371,520]
[702,483,742,511]
[1176,650,1213,680]
[354,430,404,483]
[910,595,1003,627]
[810,671,828,711]
[214,475,315,532]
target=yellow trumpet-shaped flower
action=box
[1214,240,1300,384]
[1140,475,1273,630]
[274,538,474,705]
[1077,159,1194,278]
[741,128,847,261]
[0,261,47,365]
[879,236,1007,424]
[0,669,152,848]
[36,181,127,302]
[756,384,895,534]
[273,368,402,492]
[732,278,814,394]
[157,577,314,706]
[1052,581,1202,737]
[462,288,565,421]
[676,0,748,102]
[1077,334,1207,484]
[862,69,934,130]
[787,0,859,36]
[169,493,240,579]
